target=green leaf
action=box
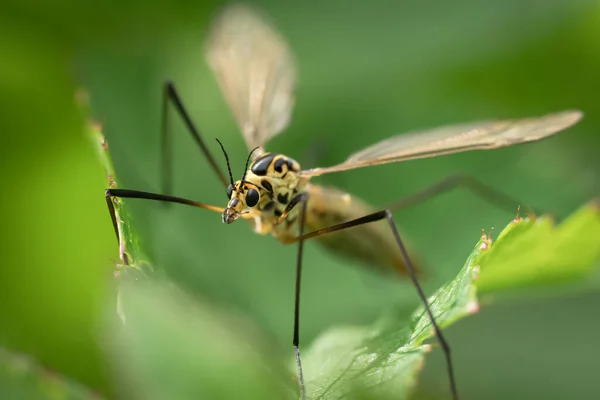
[477,201,600,294]
[0,348,102,400]
[105,280,296,400]
[302,234,486,400]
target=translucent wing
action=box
[300,110,583,177]
[205,4,297,153]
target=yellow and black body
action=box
[225,151,417,276]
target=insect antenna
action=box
[241,146,260,184]
[215,138,235,186]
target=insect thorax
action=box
[244,152,308,236]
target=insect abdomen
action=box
[305,185,421,277]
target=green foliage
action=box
[3,2,600,400]
[477,203,600,293]
[0,348,101,400]
[107,281,296,400]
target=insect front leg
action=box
[105,188,224,240]
[289,208,459,400]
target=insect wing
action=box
[300,110,583,177]
[205,4,297,153]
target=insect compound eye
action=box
[226,184,234,199]
[245,188,260,207]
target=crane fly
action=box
[104,4,583,400]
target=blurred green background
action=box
[1,0,599,399]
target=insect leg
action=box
[385,173,535,215]
[276,193,310,399]
[105,188,224,241]
[290,209,459,400]
[295,193,309,400]
[162,81,229,194]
